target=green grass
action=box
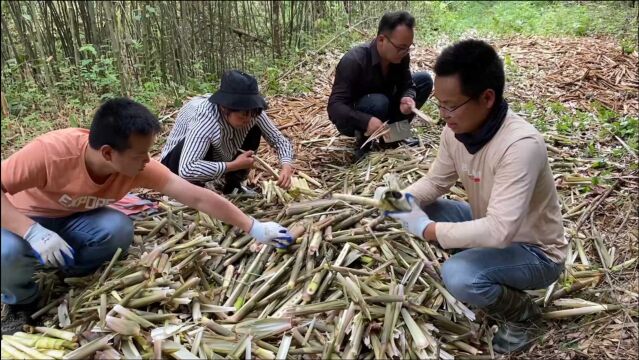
[512,98,638,163]
[413,1,638,49]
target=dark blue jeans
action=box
[335,72,433,136]
[352,71,433,134]
[1,207,133,304]
[423,198,564,308]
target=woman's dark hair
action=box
[220,106,262,118]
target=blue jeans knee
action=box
[94,209,134,255]
[354,93,390,121]
[412,72,433,108]
[1,228,39,304]
[50,208,134,277]
[440,255,493,307]
[422,198,473,223]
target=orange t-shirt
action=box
[1,128,172,218]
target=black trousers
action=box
[333,71,433,137]
[161,125,262,191]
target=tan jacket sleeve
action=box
[436,136,547,249]
[404,128,458,206]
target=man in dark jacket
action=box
[327,11,432,160]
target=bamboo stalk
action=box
[275,334,292,360]
[62,334,113,360]
[98,248,123,285]
[288,233,309,289]
[331,193,380,208]
[2,337,50,359]
[226,256,294,322]
[401,308,430,350]
[412,107,438,125]
[1,341,31,359]
[543,304,622,319]
[112,305,154,328]
[536,277,599,305]
[224,247,270,308]
[34,327,77,342]
[284,299,349,316]
[10,332,76,350]
[31,297,65,320]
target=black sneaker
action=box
[353,147,370,162]
[224,182,259,197]
[353,130,372,162]
[1,298,40,335]
[379,139,400,149]
[223,168,252,194]
[237,184,258,196]
[222,179,242,195]
[401,137,420,147]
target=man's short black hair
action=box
[89,98,161,151]
[377,11,415,36]
[434,39,505,103]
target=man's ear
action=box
[482,89,496,110]
[100,145,114,162]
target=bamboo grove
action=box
[1,1,411,97]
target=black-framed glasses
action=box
[384,35,415,55]
[430,96,474,114]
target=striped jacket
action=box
[160,95,294,182]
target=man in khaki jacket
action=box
[385,39,567,353]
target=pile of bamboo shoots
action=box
[1,147,633,360]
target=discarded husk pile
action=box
[2,146,635,360]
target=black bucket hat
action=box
[208,70,267,111]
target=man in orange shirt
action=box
[1,98,293,335]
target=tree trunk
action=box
[1,91,10,117]
[70,2,83,53]
[38,2,57,61]
[66,3,82,66]
[140,1,152,81]
[27,1,53,89]
[47,2,74,61]
[103,0,129,95]
[271,0,282,59]
[65,1,84,100]
[1,15,20,64]
[86,1,99,51]
[8,2,37,64]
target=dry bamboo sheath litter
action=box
[2,36,638,359]
[2,146,634,359]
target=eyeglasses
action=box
[384,35,415,55]
[429,96,474,114]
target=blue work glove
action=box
[24,222,75,267]
[384,193,432,240]
[249,218,294,248]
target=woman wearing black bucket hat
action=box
[161,70,295,193]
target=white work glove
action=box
[384,193,433,240]
[24,223,75,267]
[249,218,294,249]
[373,186,389,201]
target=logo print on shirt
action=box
[58,194,116,209]
[461,164,481,183]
